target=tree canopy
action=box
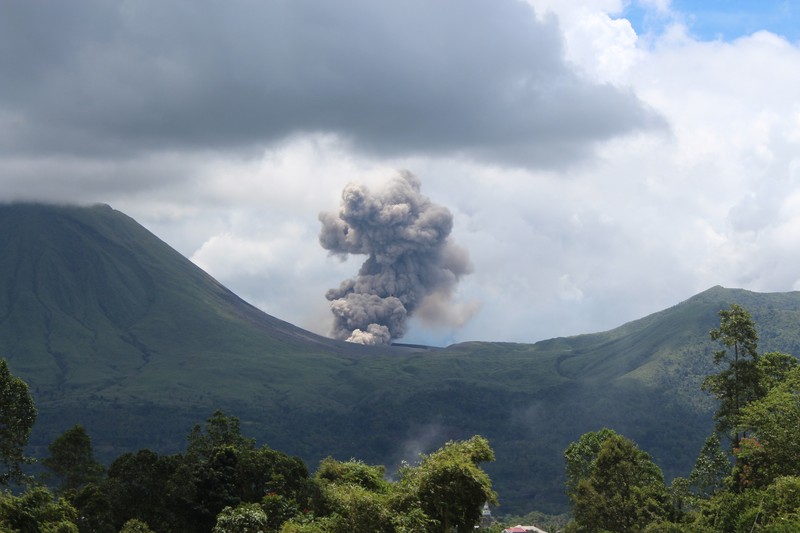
[4,302,800,532]
[42,424,104,493]
[564,430,670,532]
[560,305,800,532]
[0,358,36,486]
[702,304,762,445]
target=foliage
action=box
[59,410,316,533]
[6,298,794,533]
[12,203,800,518]
[212,503,269,533]
[279,515,333,533]
[286,436,496,533]
[236,446,310,504]
[760,476,800,527]
[187,410,256,461]
[0,358,37,486]
[310,458,394,532]
[688,433,730,498]
[563,428,618,500]
[260,492,302,532]
[7,296,798,533]
[565,432,671,532]
[556,305,800,532]
[41,425,104,493]
[756,351,798,392]
[695,476,800,532]
[737,366,800,487]
[0,486,79,532]
[702,304,762,444]
[103,448,186,531]
[398,435,497,533]
[321,482,395,533]
[119,518,155,533]
[314,457,388,493]
[69,483,115,533]
[710,304,759,361]
[665,476,694,523]
[662,306,800,531]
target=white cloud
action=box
[526,0,642,84]
[154,7,800,343]
[3,1,800,346]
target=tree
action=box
[119,518,156,533]
[737,366,800,486]
[696,476,800,532]
[189,445,243,530]
[42,424,104,493]
[702,304,761,446]
[688,433,731,498]
[296,437,496,533]
[235,445,310,509]
[757,476,800,530]
[314,457,388,493]
[69,482,116,533]
[312,458,394,533]
[0,486,79,532]
[0,358,37,486]
[398,435,497,533]
[260,492,303,532]
[187,410,255,461]
[183,411,259,531]
[756,351,798,393]
[564,428,618,501]
[104,449,185,532]
[95,411,312,533]
[319,481,395,533]
[212,503,269,533]
[566,432,670,532]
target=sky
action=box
[2,0,800,346]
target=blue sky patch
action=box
[623,0,799,42]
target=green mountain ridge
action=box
[2,202,799,514]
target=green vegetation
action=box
[702,304,761,445]
[3,301,800,531]
[0,486,79,532]
[3,204,800,515]
[42,425,104,493]
[565,430,671,532]
[0,358,36,486]
[2,403,498,532]
[563,304,800,532]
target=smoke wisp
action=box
[319,171,472,345]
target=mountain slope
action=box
[0,203,395,384]
[3,203,800,514]
[0,203,409,452]
[433,287,800,510]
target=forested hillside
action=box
[559,305,800,532]
[2,203,800,515]
[3,303,798,531]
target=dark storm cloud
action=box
[0,0,663,168]
[319,171,471,344]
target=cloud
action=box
[0,0,661,169]
[2,1,800,348]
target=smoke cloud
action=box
[319,171,472,345]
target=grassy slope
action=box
[3,203,800,514]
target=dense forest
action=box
[2,304,799,532]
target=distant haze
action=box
[319,171,473,344]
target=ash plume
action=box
[319,171,473,345]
